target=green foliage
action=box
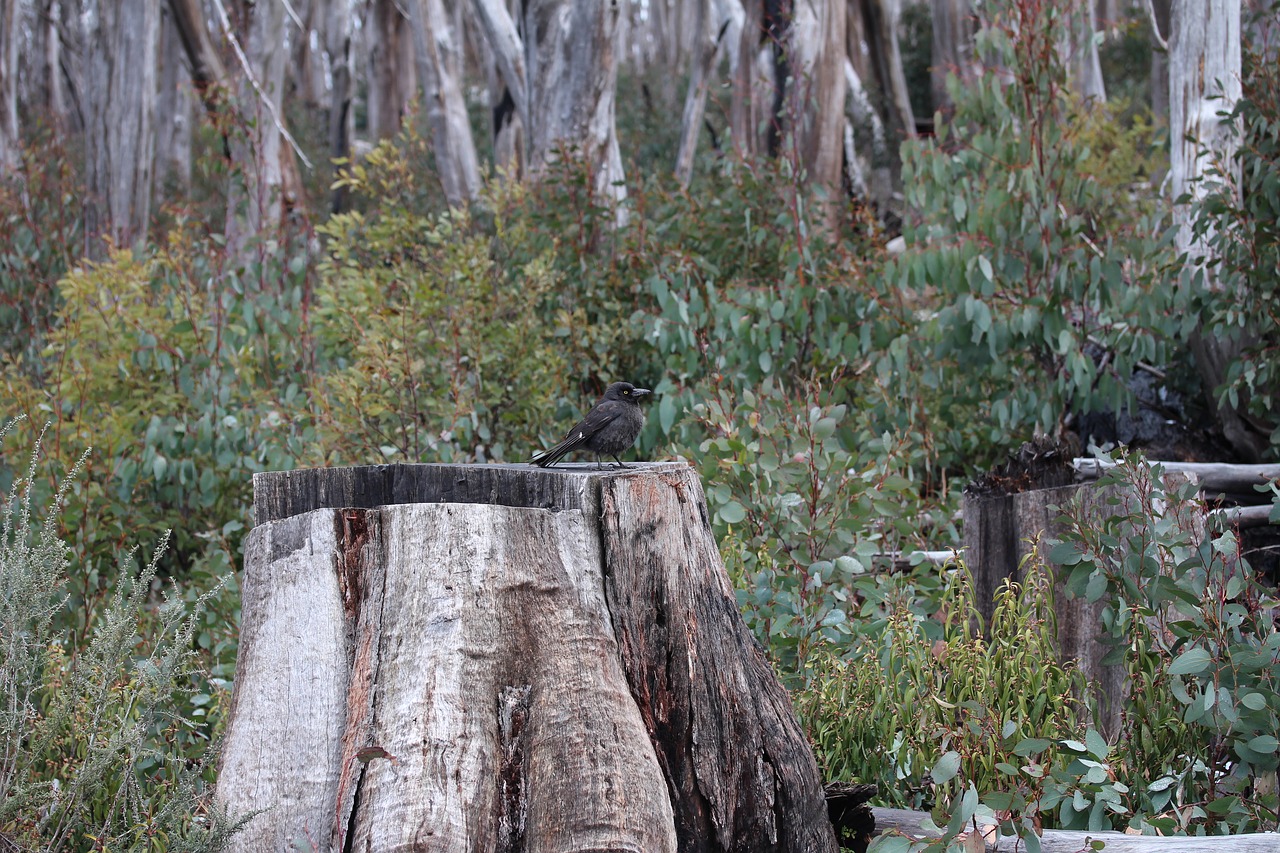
[0,423,241,850]
[800,557,1087,825]
[319,136,565,462]
[1053,454,1280,832]
[890,0,1175,467]
[1185,7,1280,447]
[0,133,82,366]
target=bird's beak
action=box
[634,388,652,397]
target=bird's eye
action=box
[623,390,630,395]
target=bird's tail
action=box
[530,434,583,467]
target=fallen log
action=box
[215,462,837,852]
[874,806,1280,851]
[1074,458,1280,500]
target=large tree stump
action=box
[215,462,837,853]
[963,442,1205,737]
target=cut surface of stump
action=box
[216,461,836,853]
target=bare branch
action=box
[211,0,313,171]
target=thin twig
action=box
[211,0,314,171]
[279,0,306,31]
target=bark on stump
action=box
[963,443,1204,738]
[215,461,837,853]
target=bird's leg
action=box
[612,455,630,469]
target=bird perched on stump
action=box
[531,382,652,469]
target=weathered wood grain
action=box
[251,460,689,524]
[219,462,832,852]
[600,466,839,853]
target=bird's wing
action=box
[531,401,624,466]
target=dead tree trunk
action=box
[216,462,837,853]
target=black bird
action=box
[531,382,652,469]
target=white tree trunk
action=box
[1169,0,1241,251]
[525,0,627,218]
[409,0,481,207]
[1168,1,1264,459]
[0,0,20,174]
[674,0,738,185]
[216,462,838,852]
[326,0,354,211]
[1064,0,1107,102]
[83,0,161,253]
[793,0,848,217]
[475,0,627,218]
[863,0,916,140]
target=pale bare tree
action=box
[675,0,742,185]
[327,0,354,211]
[1169,0,1265,459]
[474,0,627,218]
[792,0,847,208]
[224,0,290,257]
[155,5,194,193]
[0,0,19,174]
[862,0,916,141]
[83,0,162,253]
[409,0,480,206]
[1064,0,1106,101]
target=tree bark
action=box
[217,462,837,853]
[155,5,193,194]
[326,0,354,212]
[474,0,627,218]
[167,0,228,114]
[860,0,915,140]
[930,0,976,115]
[473,0,524,176]
[793,0,847,219]
[675,0,735,185]
[1148,0,1170,119]
[0,0,20,174]
[82,0,161,254]
[224,0,290,259]
[525,0,627,217]
[1064,0,1106,102]
[409,0,481,207]
[1168,1,1267,461]
[367,0,416,141]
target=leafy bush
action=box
[317,138,566,462]
[800,557,1088,822]
[1053,454,1280,833]
[0,421,240,850]
[889,0,1175,469]
[1185,5,1280,452]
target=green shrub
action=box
[799,556,1087,821]
[0,421,241,850]
[888,0,1175,469]
[1053,454,1280,832]
[318,138,567,462]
